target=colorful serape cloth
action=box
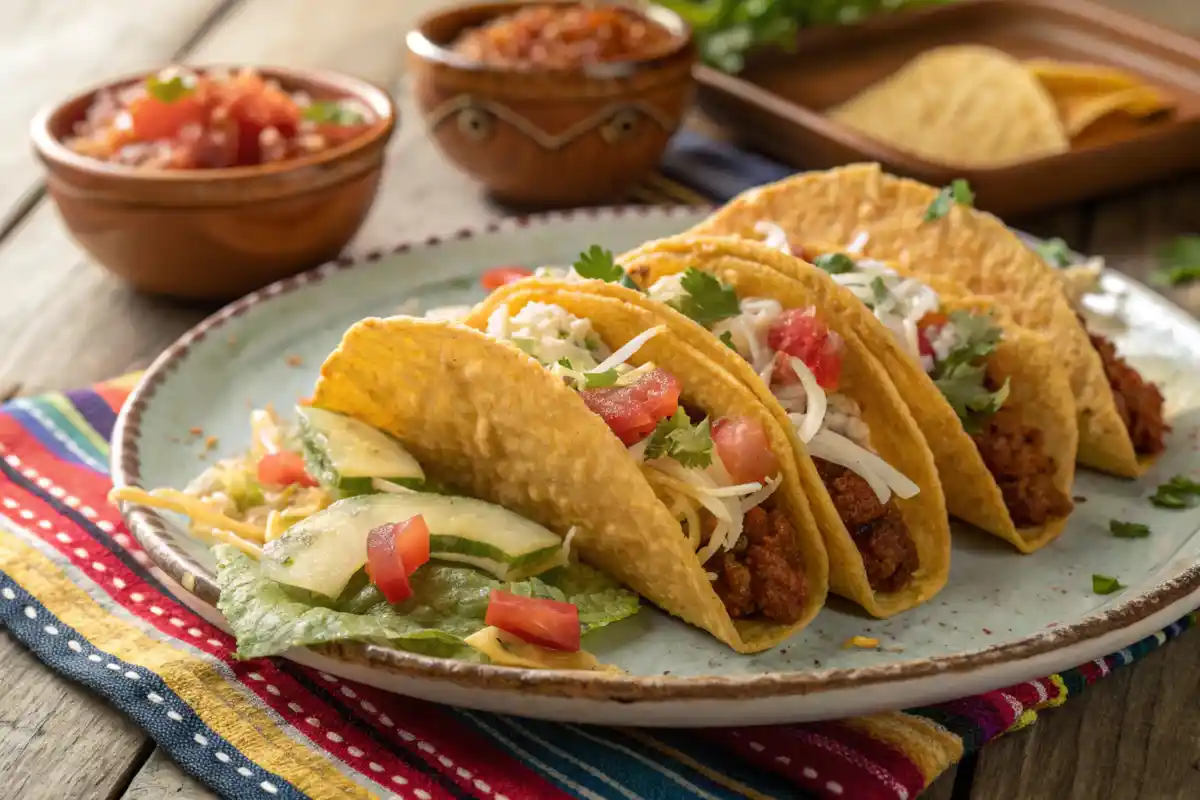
[0,377,1196,799]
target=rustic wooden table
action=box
[1,1,1197,798]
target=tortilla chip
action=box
[827,45,1068,167]
[685,163,1148,477]
[1055,86,1174,137]
[313,317,829,653]
[481,264,949,617]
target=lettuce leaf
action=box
[214,545,640,660]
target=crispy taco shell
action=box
[475,266,949,618]
[313,314,828,653]
[685,163,1150,477]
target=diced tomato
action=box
[365,515,431,603]
[481,266,533,291]
[219,73,301,165]
[790,244,809,261]
[579,368,681,446]
[485,590,581,652]
[127,93,206,141]
[916,311,949,359]
[256,452,318,488]
[767,308,845,390]
[712,417,780,484]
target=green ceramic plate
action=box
[112,207,1200,726]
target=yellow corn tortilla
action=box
[474,268,949,618]
[827,46,1069,168]
[780,240,1078,552]
[313,315,828,653]
[685,163,1151,477]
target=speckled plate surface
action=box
[111,206,1200,727]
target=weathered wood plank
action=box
[0,0,227,232]
[0,629,150,799]
[921,764,960,800]
[122,747,214,800]
[969,626,1200,800]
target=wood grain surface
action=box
[0,1,1196,798]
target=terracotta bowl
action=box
[30,66,397,301]
[406,1,696,208]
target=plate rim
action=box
[111,204,1200,704]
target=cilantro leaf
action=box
[1109,519,1150,539]
[1035,237,1074,269]
[145,73,196,104]
[643,408,713,469]
[869,276,891,309]
[1149,475,1200,509]
[571,245,641,290]
[302,100,366,126]
[666,268,741,328]
[1092,574,1123,595]
[930,311,1009,429]
[812,253,857,275]
[923,179,975,222]
[1153,235,1200,287]
[719,330,737,350]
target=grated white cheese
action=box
[787,357,826,443]
[754,220,793,255]
[591,325,664,374]
[807,428,920,504]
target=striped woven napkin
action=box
[0,371,1195,799]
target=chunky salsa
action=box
[450,4,679,69]
[65,67,376,169]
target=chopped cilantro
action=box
[145,73,195,103]
[923,179,975,222]
[666,269,741,328]
[719,330,737,350]
[1035,237,1073,268]
[1092,574,1123,595]
[643,408,713,469]
[1109,519,1150,539]
[572,245,641,290]
[302,100,366,126]
[812,253,857,275]
[1153,235,1200,287]
[1149,475,1200,509]
[929,311,1009,430]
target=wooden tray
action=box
[693,0,1200,216]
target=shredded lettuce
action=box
[214,545,640,661]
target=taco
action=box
[314,310,829,653]
[685,163,1167,477]
[111,406,642,670]
[625,235,1078,552]
[480,254,951,618]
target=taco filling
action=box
[639,270,922,592]
[1088,330,1167,457]
[759,223,1073,528]
[482,300,809,623]
[110,407,640,669]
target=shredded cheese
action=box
[108,486,267,541]
[590,325,665,374]
[754,220,793,255]
[787,357,826,443]
[807,429,920,504]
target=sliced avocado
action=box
[297,406,424,496]
[261,493,566,597]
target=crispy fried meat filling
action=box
[704,505,808,624]
[1089,332,1168,456]
[815,458,917,593]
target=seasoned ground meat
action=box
[707,505,808,623]
[814,458,918,593]
[972,406,1073,527]
[1089,332,1168,455]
